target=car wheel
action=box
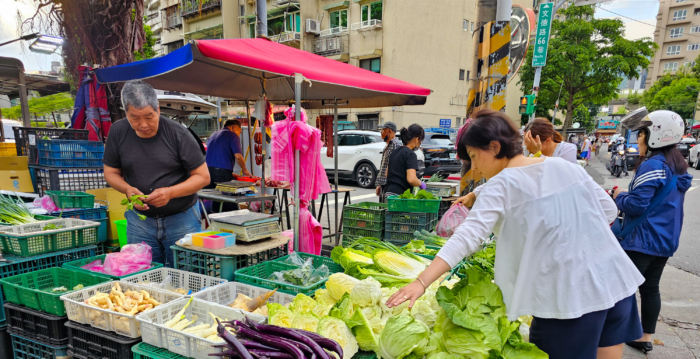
[695,158,700,170]
[356,163,376,189]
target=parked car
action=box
[686,138,700,169]
[1,120,22,143]
[320,130,425,188]
[421,133,461,177]
[678,137,696,158]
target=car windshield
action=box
[2,124,17,139]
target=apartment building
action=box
[645,0,700,89]
[145,0,164,56]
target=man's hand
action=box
[144,187,172,208]
[613,187,626,199]
[126,186,149,211]
[241,168,252,177]
[376,186,382,196]
[524,130,543,155]
[453,192,476,208]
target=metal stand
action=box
[293,74,302,251]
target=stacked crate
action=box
[384,194,442,247]
[341,202,388,244]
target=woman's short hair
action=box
[457,109,522,160]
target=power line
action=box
[597,7,700,40]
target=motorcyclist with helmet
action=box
[612,137,629,176]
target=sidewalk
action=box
[588,146,700,359]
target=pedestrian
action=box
[387,109,644,359]
[206,119,252,188]
[523,118,577,163]
[103,80,210,267]
[595,136,602,158]
[375,122,401,203]
[612,110,693,353]
[384,124,426,198]
[580,136,591,165]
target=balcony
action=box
[149,0,160,10]
[181,0,222,19]
[152,22,163,34]
[165,13,183,29]
[270,31,301,44]
[272,0,299,5]
[320,26,348,37]
[350,19,382,31]
[314,35,348,57]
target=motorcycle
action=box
[606,149,626,177]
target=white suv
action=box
[321,130,425,188]
[1,120,22,142]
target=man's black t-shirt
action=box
[103,117,206,217]
[385,146,419,195]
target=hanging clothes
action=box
[71,66,111,142]
[316,115,334,158]
[299,203,322,255]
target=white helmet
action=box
[616,137,625,143]
[635,110,685,149]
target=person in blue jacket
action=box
[613,110,693,353]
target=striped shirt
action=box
[376,138,401,186]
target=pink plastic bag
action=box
[436,203,470,238]
[102,242,153,276]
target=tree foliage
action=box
[641,59,700,120]
[572,105,595,131]
[134,18,156,61]
[2,93,74,121]
[518,3,658,130]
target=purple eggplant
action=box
[208,351,240,357]
[236,326,305,359]
[255,324,329,359]
[217,320,254,359]
[289,329,324,341]
[239,340,278,351]
[313,338,343,359]
[248,350,294,359]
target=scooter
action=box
[606,149,626,177]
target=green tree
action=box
[641,67,700,120]
[3,93,75,125]
[614,105,627,115]
[518,3,657,130]
[627,91,641,105]
[134,19,156,61]
[572,105,595,131]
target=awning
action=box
[0,57,69,98]
[184,24,224,40]
[95,38,430,109]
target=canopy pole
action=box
[259,100,266,214]
[293,73,302,252]
[18,70,30,127]
[216,98,221,131]
[246,100,255,176]
[333,98,339,246]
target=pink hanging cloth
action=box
[299,202,322,255]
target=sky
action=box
[0,1,61,72]
[594,0,660,41]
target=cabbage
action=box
[350,277,382,307]
[345,305,379,351]
[317,316,359,359]
[329,293,355,320]
[429,353,462,359]
[331,247,374,269]
[290,293,318,315]
[361,306,382,321]
[425,332,448,359]
[441,319,493,358]
[313,303,333,318]
[326,273,360,301]
[267,303,295,328]
[410,299,438,329]
[377,315,432,359]
[372,250,426,278]
[380,287,409,317]
[314,289,337,306]
[291,313,320,332]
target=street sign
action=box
[439,119,451,128]
[532,2,554,67]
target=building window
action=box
[285,12,301,32]
[664,62,679,72]
[670,27,684,38]
[466,70,470,81]
[361,1,383,22]
[471,22,475,32]
[685,61,696,67]
[357,114,379,130]
[695,8,700,16]
[240,5,245,15]
[689,43,700,50]
[360,58,381,73]
[330,10,348,29]
[692,26,700,33]
[667,45,681,55]
[249,22,256,38]
[673,9,687,21]
[459,69,465,80]
[463,20,469,31]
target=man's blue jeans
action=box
[125,204,202,267]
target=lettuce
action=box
[290,293,318,315]
[313,303,333,318]
[267,303,295,328]
[317,316,359,359]
[345,305,379,351]
[373,250,426,278]
[377,315,433,359]
[314,288,337,306]
[291,313,319,332]
[332,247,374,269]
[410,299,438,329]
[350,277,382,307]
[326,273,360,301]
[330,292,355,321]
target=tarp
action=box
[95,38,431,108]
[71,66,111,141]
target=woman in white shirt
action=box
[523,118,578,163]
[387,109,644,359]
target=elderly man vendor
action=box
[103,80,210,267]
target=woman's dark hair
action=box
[637,127,688,175]
[457,109,523,160]
[399,124,425,145]
[524,118,564,143]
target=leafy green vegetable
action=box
[329,293,355,321]
[331,246,374,269]
[317,316,359,359]
[398,188,415,199]
[373,250,426,278]
[342,237,431,267]
[460,241,496,280]
[325,273,360,301]
[346,304,379,351]
[414,230,448,247]
[349,277,382,307]
[291,313,319,332]
[267,302,295,327]
[42,223,63,230]
[121,195,149,220]
[314,288,336,306]
[377,315,433,359]
[289,293,317,315]
[402,240,439,256]
[397,189,437,200]
[0,193,38,225]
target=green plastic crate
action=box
[45,190,95,209]
[0,267,111,316]
[342,202,388,222]
[171,243,288,281]
[384,219,437,233]
[387,195,442,213]
[0,218,100,257]
[132,343,188,359]
[273,253,344,273]
[342,217,384,231]
[345,227,384,239]
[62,254,164,280]
[235,261,336,296]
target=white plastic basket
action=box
[121,268,228,297]
[192,282,295,318]
[60,281,181,338]
[135,297,265,359]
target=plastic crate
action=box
[0,218,100,257]
[234,261,332,296]
[385,212,438,226]
[45,190,95,209]
[38,139,104,168]
[0,327,10,359]
[0,246,98,278]
[49,204,108,242]
[343,202,388,222]
[425,185,456,197]
[385,220,437,233]
[170,243,288,281]
[438,200,452,219]
[61,281,180,338]
[121,268,228,297]
[273,253,344,273]
[135,298,264,359]
[0,267,111,316]
[3,302,68,345]
[208,220,281,242]
[0,143,16,157]
[31,166,108,196]
[387,195,442,213]
[192,281,295,321]
[13,127,89,165]
[402,245,442,260]
[342,217,384,231]
[65,320,140,359]
[344,227,384,239]
[62,254,164,280]
[353,352,378,359]
[384,231,417,246]
[0,214,56,227]
[132,343,188,359]
[10,331,68,359]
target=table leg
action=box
[284,189,291,230]
[199,199,209,229]
[311,199,317,219]
[325,194,331,236]
[346,192,351,205]
[336,192,343,242]
[318,194,326,222]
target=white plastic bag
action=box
[436,203,470,237]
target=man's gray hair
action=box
[121,80,159,112]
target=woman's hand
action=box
[386,280,426,308]
[524,130,542,155]
[453,192,476,207]
[613,187,626,199]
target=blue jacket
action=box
[615,154,693,257]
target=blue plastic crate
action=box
[37,139,104,168]
[37,139,103,153]
[49,205,108,242]
[38,157,103,168]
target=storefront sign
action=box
[439,119,451,128]
[598,119,619,130]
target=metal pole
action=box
[256,0,267,37]
[293,73,303,251]
[529,67,542,123]
[260,99,266,213]
[246,100,255,175]
[333,99,339,246]
[216,97,222,131]
[18,70,30,127]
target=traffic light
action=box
[519,95,537,115]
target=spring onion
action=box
[0,193,37,225]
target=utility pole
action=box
[256,0,267,37]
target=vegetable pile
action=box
[413,230,448,247]
[397,189,437,200]
[0,193,39,225]
[458,240,496,280]
[270,253,330,286]
[228,289,278,316]
[402,240,439,256]
[86,283,161,315]
[161,299,225,342]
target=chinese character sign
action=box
[532,3,554,67]
[598,120,619,130]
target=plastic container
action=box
[344,227,384,239]
[45,190,95,209]
[0,268,111,316]
[48,204,108,242]
[0,142,17,157]
[135,298,264,359]
[31,166,108,197]
[192,281,295,320]
[342,217,384,231]
[171,242,288,281]
[343,202,388,222]
[132,342,188,359]
[0,327,10,359]
[62,254,164,280]
[120,268,228,297]
[191,232,216,247]
[384,220,437,233]
[65,320,141,359]
[208,221,281,242]
[0,218,100,257]
[425,184,457,197]
[13,127,88,165]
[0,245,98,278]
[202,236,225,249]
[37,139,104,168]
[387,195,442,213]
[219,232,236,247]
[60,281,180,338]
[10,331,68,359]
[3,302,69,345]
[385,212,438,227]
[115,220,127,247]
[234,261,332,296]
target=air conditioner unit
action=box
[316,40,327,52]
[327,37,340,51]
[306,19,320,35]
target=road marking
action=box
[314,193,377,207]
[688,187,698,192]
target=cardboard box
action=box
[86,188,128,241]
[0,156,33,192]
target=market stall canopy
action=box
[95,38,431,109]
[0,57,69,98]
